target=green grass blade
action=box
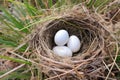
[1,9,24,29]
[0,55,31,65]
[0,19,24,37]
[19,16,58,31]
[0,38,18,47]
[0,7,29,33]
[48,0,53,8]
[0,68,31,80]
[37,0,46,8]
[94,0,108,7]
[87,0,95,8]
[24,2,37,16]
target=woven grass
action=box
[30,5,118,80]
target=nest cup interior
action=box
[42,17,101,57]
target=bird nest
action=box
[30,10,116,80]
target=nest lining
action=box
[31,15,115,80]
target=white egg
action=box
[53,46,72,57]
[67,35,81,52]
[54,30,69,46]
